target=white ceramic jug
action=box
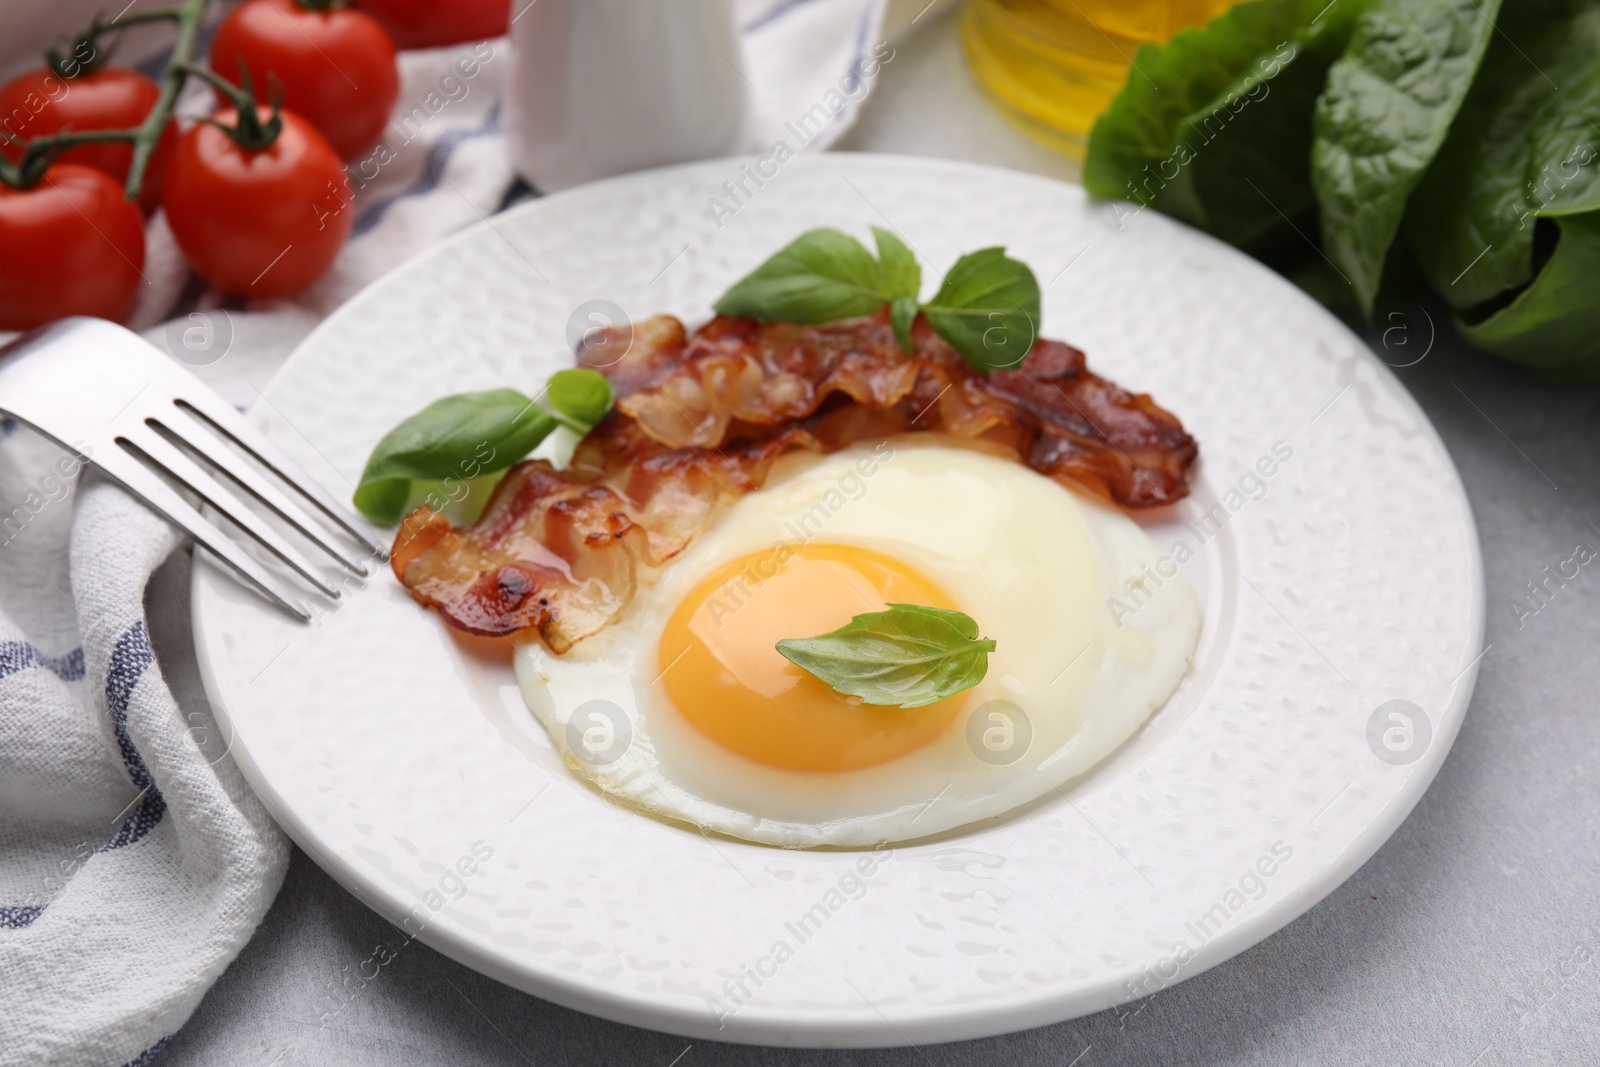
[505,0,750,192]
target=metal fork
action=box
[0,316,388,621]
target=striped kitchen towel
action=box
[0,429,287,1067]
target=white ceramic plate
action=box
[192,154,1484,1047]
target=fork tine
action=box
[151,409,373,577]
[174,393,390,560]
[90,444,312,623]
[117,425,343,600]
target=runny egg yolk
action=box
[658,543,971,773]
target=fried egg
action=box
[513,436,1200,847]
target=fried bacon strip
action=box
[391,312,1197,651]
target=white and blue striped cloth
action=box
[0,2,885,1063]
[0,434,287,1067]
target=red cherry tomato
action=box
[0,67,177,215]
[210,0,400,161]
[162,107,353,298]
[0,163,146,330]
[355,0,508,49]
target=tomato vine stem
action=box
[174,62,284,150]
[0,0,211,196]
[127,0,211,200]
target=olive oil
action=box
[961,0,1235,157]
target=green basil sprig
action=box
[920,248,1042,371]
[775,602,996,709]
[713,228,1040,374]
[714,227,918,324]
[541,367,614,431]
[352,368,613,525]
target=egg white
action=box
[514,436,1200,847]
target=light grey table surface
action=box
[155,12,1600,1067]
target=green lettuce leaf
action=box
[1084,0,1367,254]
[1458,213,1600,381]
[1312,0,1502,315]
[1404,1,1600,310]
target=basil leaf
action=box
[1085,0,1366,254]
[872,226,921,300]
[775,603,996,709]
[544,367,614,429]
[396,471,511,527]
[713,230,1043,368]
[353,390,554,524]
[1312,0,1500,315]
[889,294,919,354]
[350,477,413,528]
[1405,2,1600,310]
[921,248,1040,372]
[713,228,904,324]
[1458,213,1600,382]
[353,372,615,525]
